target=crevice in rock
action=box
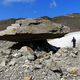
[28,22,42,26]
[52,68,63,78]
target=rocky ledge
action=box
[0,19,70,41]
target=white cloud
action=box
[2,0,35,5]
[50,0,57,8]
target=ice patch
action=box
[48,31,80,48]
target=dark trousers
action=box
[73,42,76,48]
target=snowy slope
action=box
[48,31,80,48]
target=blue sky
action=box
[0,0,80,19]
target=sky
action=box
[0,0,80,19]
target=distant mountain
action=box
[52,13,80,32]
[0,18,25,31]
[0,13,80,32]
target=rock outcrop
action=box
[0,19,70,42]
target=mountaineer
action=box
[72,37,76,48]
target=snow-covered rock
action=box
[48,31,80,48]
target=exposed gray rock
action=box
[12,51,23,58]
[45,60,61,71]
[0,41,16,49]
[67,67,78,77]
[34,64,43,69]
[19,46,28,52]
[0,19,70,42]
[27,54,37,61]
[8,58,16,66]
[12,52,22,58]
[0,49,11,55]
[0,60,6,67]
[0,40,80,80]
[24,76,32,80]
[70,53,77,58]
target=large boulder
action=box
[0,19,70,42]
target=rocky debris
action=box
[0,48,11,55]
[0,41,16,49]
[19,46,28,52]
[27,53,37,61]
[12,51,22,58]
[8,58,16,66]
[45,60,61,72]
[0,19,70,42]
[24,76,32,80]
[0,43,80,80]
[0,60,6,67]
[67,67,78,77]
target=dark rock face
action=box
[10,40,59,53]
[0,33,67,42]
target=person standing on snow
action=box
[72,37,76,48]
[19,23,22,26]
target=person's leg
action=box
[73,42,76,48]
